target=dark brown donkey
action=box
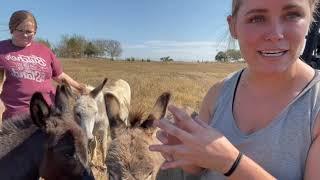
[0,85,95,180]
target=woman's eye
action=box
[286,12,302,20]
[249,16,265,23]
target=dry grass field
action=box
[61,58,245,179]
[62,58,245,112]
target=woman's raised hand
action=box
[149,105,239,174]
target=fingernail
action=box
[149,146,155,151]
[161,164,169,170]
[166,156,173,162]
[168,105,174,110]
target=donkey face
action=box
[74,78,108,140]
[105,92,171,180]
[30,85,95,180]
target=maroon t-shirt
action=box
[0,40,63,119]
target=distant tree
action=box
[104,40,122,60]
[54,35,123,60]
[36,38,51,49]
[126,57,135,61]
[225,49,242,61]
[92,39,108,57]
[67,35,86,58]
[160,56,174,62]
[56,34,87,58]
[84,42,99,58]
[215,51,228,62]
[92,39,122,60]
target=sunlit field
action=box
[61,58,245,179]
[62,58,245,111]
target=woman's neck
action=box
[11,39,31,48]
[242,60,314,95]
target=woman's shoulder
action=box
[206,69,243,100]
[0,39,16,54]
[29,41,55,55]
[0,39,12,47]
[202,69,244,119]
[31,41,50,50]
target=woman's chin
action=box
[17,41,31,47]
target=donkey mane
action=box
[0,114,35,135]
[0,104,65,135]
[0,114,39,158]
[128,110,145,127]
[0,109,73,158]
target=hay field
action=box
[61,58,245,179]
[62,58,245,112]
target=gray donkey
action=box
[74,78,131,167]
[105,92,170,180]
[0,85,95,180]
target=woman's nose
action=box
[264,21,285,42]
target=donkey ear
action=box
[141,92,171,131]
[54,85,70,113]
[90,78,108,99]
[104,93,126,139]
[60,79,74,98]
[30,92,50,129]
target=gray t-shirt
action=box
[202,69,320,180]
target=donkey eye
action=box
[64,152,75,159]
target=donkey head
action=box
[74,78,108,140]
[30,85,95,180]
[105,92,171,180]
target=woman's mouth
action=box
[258,50,288,57]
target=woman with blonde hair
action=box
[150,0,320,179]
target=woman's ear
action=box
[227,15,237,39]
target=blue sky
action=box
[1,1,235,61]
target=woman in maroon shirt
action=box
[0,10,86,120]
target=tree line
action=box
[37,34,122,60]
[215,49,242,62]
[37,35,242,62]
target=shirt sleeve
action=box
[50,50,63,77]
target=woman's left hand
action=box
[149,105,239,174]
[78,83,89,94]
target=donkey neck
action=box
[0,116,40,158]
[0,128,46,179]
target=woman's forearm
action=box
[54,72,85,92]
[228,155,275,180]
[182,165,206,175]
